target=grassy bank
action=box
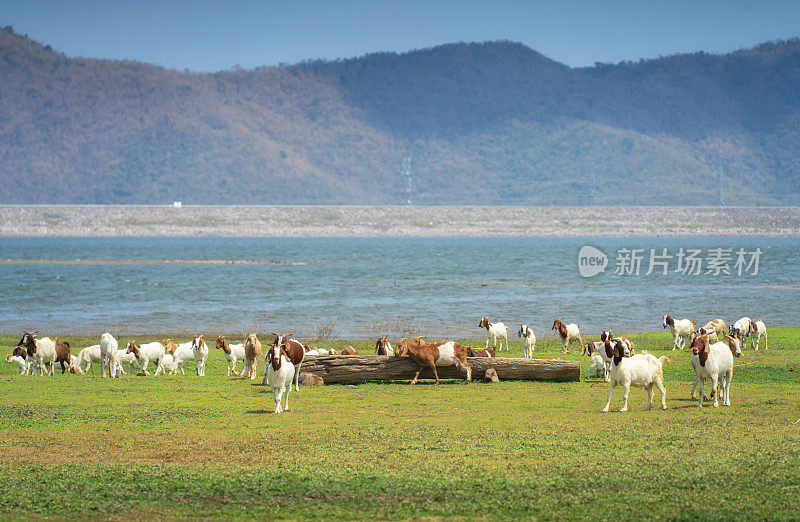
[1,329,798,519]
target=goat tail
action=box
[658,356,670,365]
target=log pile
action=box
[299,355,579,384]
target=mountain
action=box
[1,25,799,205]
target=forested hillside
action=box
[1,25,798,205]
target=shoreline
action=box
[1,205,798,237]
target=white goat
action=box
[587,353,605,379]
[265,342,295,414]
[517,324,536,358]
[113,348,140,376]
[5,354,28,374]
[126,341,165,376]
[73,345,102,375]
[731,317,756,349]
[479,317,509,352]
[191,335,209,376]
[690,335,740,408]
[753,319,767,350]
[583,341,611,381]
[304,348,335,356]
[100,332,119,378]
[662,315,695,350]
[169,341,196,375]
[602,342,667,412]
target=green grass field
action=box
[1,329,798,520]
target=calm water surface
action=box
[0,237,797,340]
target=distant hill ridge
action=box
[1,26,799,205]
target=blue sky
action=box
[2,0,798,71]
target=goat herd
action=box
[5,314,769,414]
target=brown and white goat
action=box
[395,338,472,385]
[466,346,495,358]
[374,336,394,356]
[479,317,509,352]
[699,319,726,342]
[340,345,358,355]
[552,319,582,354]
[267,334,304,391]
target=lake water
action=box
[0,237,797,340]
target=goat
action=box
[479,316,509,352]
[191,335,209,376]
[52,337,73,374]
[73,345,102,375]
[265,342,295,414]
[242,333,262,379]
[395,338,472,385]
[699,319,726,342]
[690,334,741,407]
[517,324,536,358]
[125,341,165,376]
[340,345,358,355]
[552,319,582,354]
[5,353,28,374]
[730,317,756,349]
[16,332,56,376]
[587,353,605,379]
[114,348,140,376]
[753,319,767,350]
[266,334,304,391]
[662,315,695,350]
[374,336,394,356]
[99,332,119,378]
[167,341,195,375]
[583,341,611,382]
[466,346,495,357]
[602,342,667,412]
[215,336,246,376]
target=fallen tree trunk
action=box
[299,355,579,384]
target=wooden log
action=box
[299,355,579,384]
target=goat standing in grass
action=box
[753,319,767,350]
[266,340,295,414]
[690,334,741,408]
[552,319,582,355]
[242,333,262,379]
[16,332,56,376]
[216,335,246,376]
[518,324,536,358]
[602,341,667,412]
[662,315,695,350]
[100,332,119,379]
[479,317,509,352]
[191,335,209,376]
